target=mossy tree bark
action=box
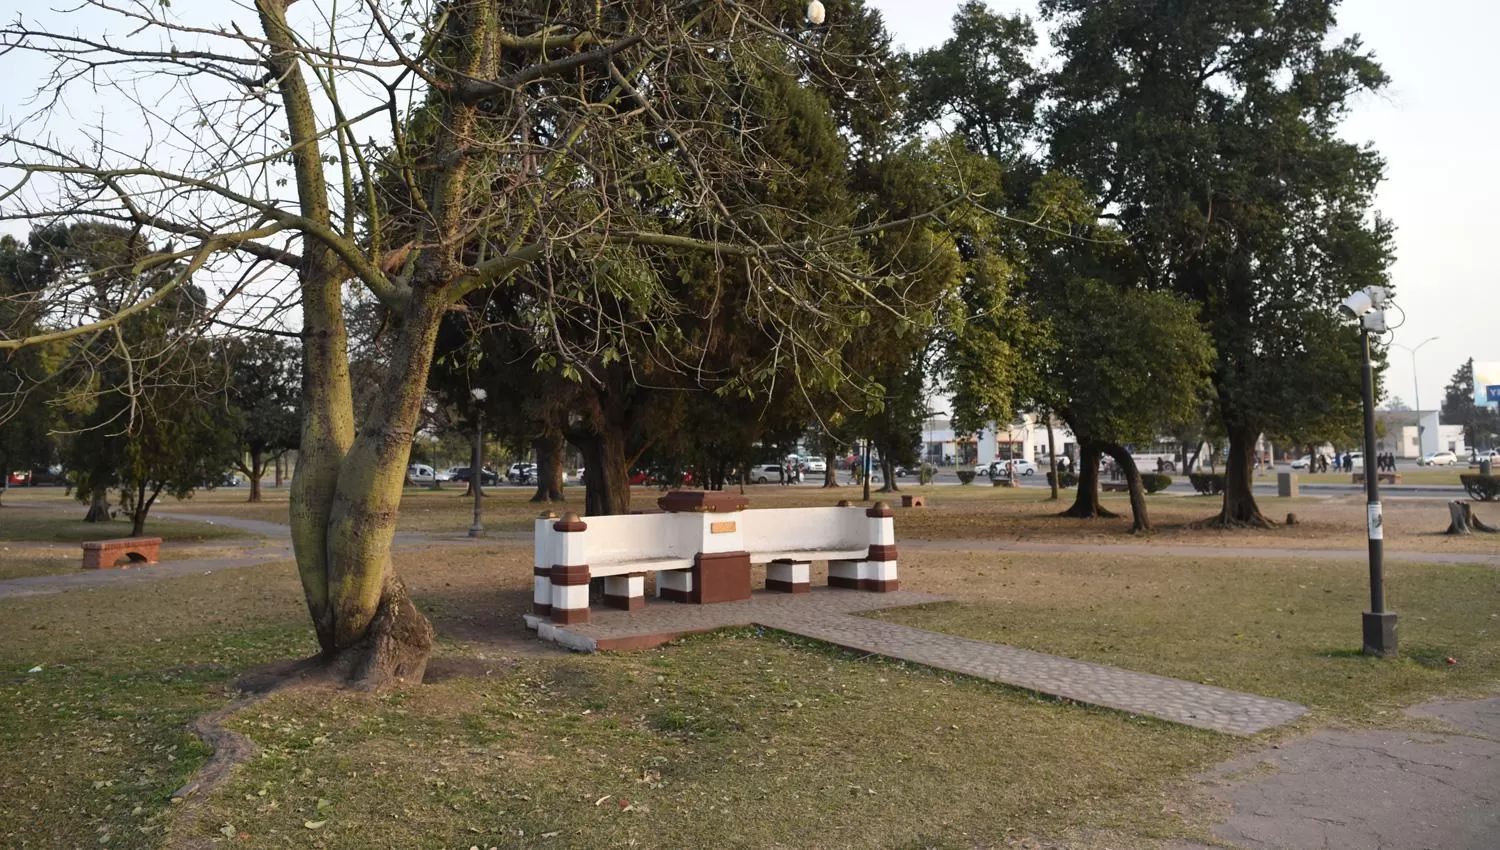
[1100,441,1151,532]
[1060,441,1116,519]
[530,432,566,503]
[1208,425,1274,528]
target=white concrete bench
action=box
[531,492,898,626]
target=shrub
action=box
[956,470,976,485]
[1188,472,1225,495]
[1142,473,1172,494]
[1046,470,1078,488]
[919,464,937,485]
[1460,473,1499,502]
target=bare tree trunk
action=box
[878,457,899,492]
[1046,417,1059,501]
[1101,441,1151,533]
[1061,441,1116,519]
[248,447,264,503]
[823,450,840,487]
[580,429,631,516]
[83,488,112,523]
[274,454,284,488]
[1210,425,1273,528]
[530,432,565,503]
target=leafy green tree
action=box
[1043,0,1395,527]
[0,235,60,506]
[1442,359,1500,452]
[223,336,301,503]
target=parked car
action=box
[1289,455,1312,469]
[804,458,827,474]
[1419,451,1459,467]
[991,459,1037,477]
[972,463,992,478]
[750,463,784,484]
[1474,449,1500,464]
[6,470,29,486]
[407,463,436,486]
[449,466,500,486]
[507,462,535,484]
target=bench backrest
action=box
[577,513,690,565]
[737,506,866,554]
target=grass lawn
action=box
[874,550,1500,728]
[4,532,1498,848]
[0,510,250,545]
[107,479,1500,555]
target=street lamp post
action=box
[1341,286,1397,657]
[468,387,488,538]
[1392,335,1439,455]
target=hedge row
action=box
[1188,473,1225,495]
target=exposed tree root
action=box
[1058,505,1119,519]
[1188,512,1278,530]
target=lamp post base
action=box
[1362,610,1398,657]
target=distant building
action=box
[1373,410,1467,459]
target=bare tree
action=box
[1,1,961,687]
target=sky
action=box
[3,1,1496,411]
[867,0,1500,413]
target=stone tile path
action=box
[527,587,1307,736]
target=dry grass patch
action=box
[198,631,1235,849]
[879,549,1500,726]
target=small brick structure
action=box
[80,537,162,570]
[900,495,925,508]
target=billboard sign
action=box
[1476,362,1500,406]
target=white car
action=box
[1420,451,1458,467]
[1289,455,1312,469]
[973,463,992,477]
[406,463,436,485]
[804,458,828,474]
[991,459,1037,477]
[752,463,783,484]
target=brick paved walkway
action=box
[525,588,1307,736]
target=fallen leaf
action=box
[304,820,326,830]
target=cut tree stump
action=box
[1445,501,1498,535]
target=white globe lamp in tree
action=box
[807,1,826,26]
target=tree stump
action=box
[1445,501,1498,535]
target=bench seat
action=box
[590,556,694,577]
[749,548,866,564]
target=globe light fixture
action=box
[807,1,826,26]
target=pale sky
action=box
[869,0,1500,412]
[3,1,1495,410]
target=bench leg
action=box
[862,558,900,592]
[532,568,552,616]
[830,559,899,592]
[657,568,694,603]
[604,574,646,611]
[766,560,810,593]
[549,564,591,625]
[828,559,862,590]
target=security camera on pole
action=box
[1339,286,1396,657]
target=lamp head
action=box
[470,387,488,402]
[807,1,826,25]
[1340,289,1374,318]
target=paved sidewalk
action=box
[527,587,1307,736]
[1170,696,1500,850]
